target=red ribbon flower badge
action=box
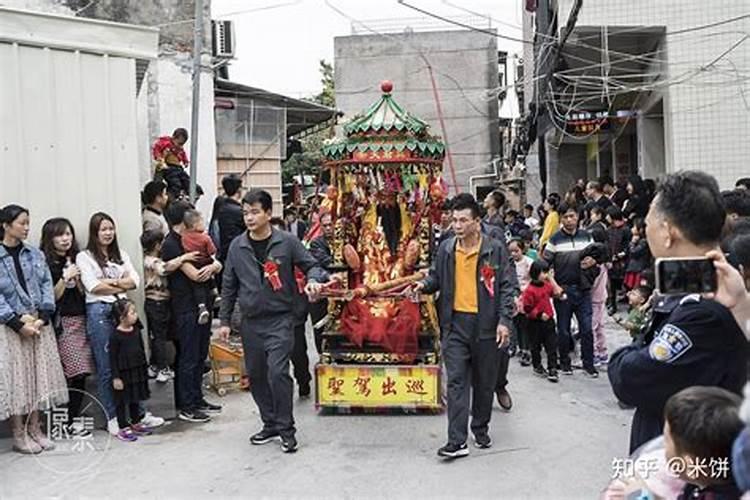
[263,260,283,291]
[294,267,306,294]
[480,263,496,298]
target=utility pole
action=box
[189,0,204,204]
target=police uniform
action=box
[608,294,747,453]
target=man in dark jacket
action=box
[543,202,599,377]
[218,190,328,453]
[308,212,334,354]
[216,175,246,263]
[284,207,308,241]
[414,193,515,460]
[608,171,747,454]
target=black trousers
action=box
[443,312,499,446]
[67,375,87,422]
[145,298,170,370]
[308,300,327,354]
[116,401,142,428]
[291,322,312,388]
[608,277,623,310]
[528,318,558,371]
[514,314,529,352]
[240,314,296,439]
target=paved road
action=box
[0,317,634,499]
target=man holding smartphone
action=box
[608,171,747,453]
[413,193,515,460]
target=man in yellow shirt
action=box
[415,193,516,460]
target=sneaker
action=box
[116,429,138,442]
[250,428,281,445]
[156,369,170,383]
[519,354,531,367]
[281,435,298,453]
[561,366,574,376]
[597,354,609,365]
[165,367,176,379]
[584,368,599,379]
[197,400,222,413]
[178,410,211,423]
[130,423,153,436]
[148,366,158,379]
[473,434,492,449]
[197,304,210,325]
[141,412,165,428]
[107,418,120,436]
[547,371,559,383]
[533,366,547,377]
[437,442,469,460]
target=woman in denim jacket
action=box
[0,204,68,454]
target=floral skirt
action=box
[0,324,68,421]
[57,315,94,379]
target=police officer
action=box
[414,193,515,459]
[608,171,747,453]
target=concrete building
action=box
[334,27,514,196]
[522,0,750,194]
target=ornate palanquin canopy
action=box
[322,81,445,166]
[316,81,445,363]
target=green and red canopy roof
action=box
[322,81,445,162]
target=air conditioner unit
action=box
[212,20,235,58]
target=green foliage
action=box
[282,60,335,187]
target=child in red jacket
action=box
[521,260,564,382]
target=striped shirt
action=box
[542,228,594,287]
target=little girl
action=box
[624,219,651,291]
[520,260,564,382]
[110,299,152,442]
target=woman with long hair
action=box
[40,217,95,436]
[623,175,650,221]
[76,212,140,436]
[0,205,68,454]
[539,194,561,250]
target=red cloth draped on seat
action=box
[340,298,420,358]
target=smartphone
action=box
[654,257,717,295]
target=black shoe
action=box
[437,442,469,459]
[533,366,547,377]
[250,428,281,445]
[519,354,531,367]
[473,434,492,449]
[547,370,559,383]
[281,435,298,453]
[178,409,211,423]
[584,367,599,378]
[299,383,311,399]
[495,388,512,411]
[197,400,222,413]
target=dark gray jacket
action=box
[421,235,516,339]
[309,235,332,268]
[219,229,328,325]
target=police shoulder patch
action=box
[649,323,693,363]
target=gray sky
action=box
[212,0,523,99]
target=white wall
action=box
[150,54,217,217]
[0,44,144,270]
